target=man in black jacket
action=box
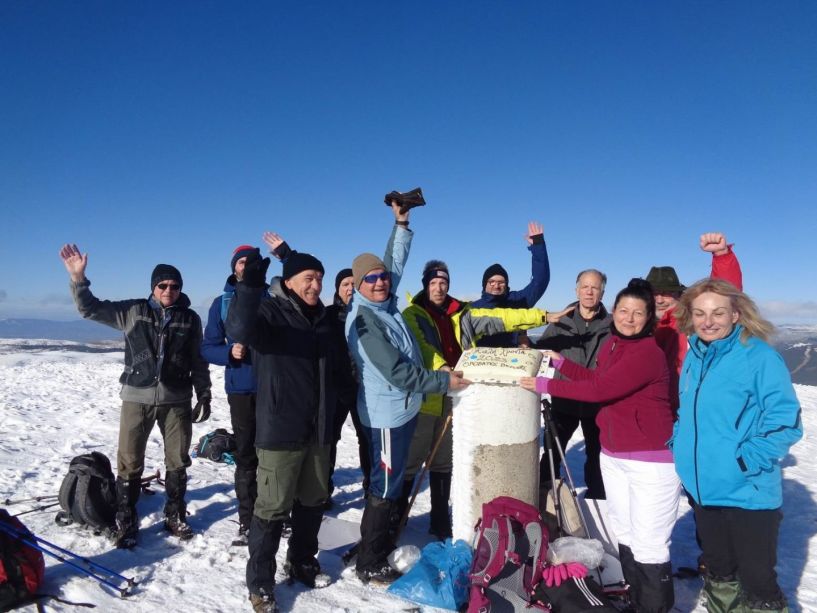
[225,245,337,613]
[59,244,212,548]
[535,269,610,500]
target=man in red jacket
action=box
[646,232,743,411]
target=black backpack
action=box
[55,452,117,533]
[196,428,237,463]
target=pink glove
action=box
[543,562,588,587]
[534,377,551,394]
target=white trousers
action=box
[599,453,682,564]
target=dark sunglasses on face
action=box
[157,283,181,291]
[362,271,391,284]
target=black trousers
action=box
[228,393,259,529]
[329,399,371,494]
[694,503,783,602]
[539,407,605,499]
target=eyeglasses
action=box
[157,283,181,291]
[362,271,391,284]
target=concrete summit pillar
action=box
[450,347,547,543]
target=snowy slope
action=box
[1,340,814,612]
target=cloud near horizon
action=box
[0,290,6,302]
[760,300,817,321]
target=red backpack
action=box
[0,509,45,611]
[468,496,549,613]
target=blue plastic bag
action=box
[388,539,473,610]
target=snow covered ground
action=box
[1,340,814,612]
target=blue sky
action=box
[1,2,815,323]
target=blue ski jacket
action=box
[671,324,802,510]
[346,225,449,429]
[471,239,550,347]
[201,277,258,395]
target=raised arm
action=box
[225,251,270,348]
[382,201,413,291]
[506,221,551,306]
[701,232,743,291]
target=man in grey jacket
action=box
[535,269,610,499]
[59,244,212,548]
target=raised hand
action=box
[242,251,271,288]
[391,201,409,224]
[526,221,544,245]
[59,243,88,283]
[263,231,291,261]
[700,232,729,256]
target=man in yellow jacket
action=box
[401,260,570,538]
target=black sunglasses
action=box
[157,283,181,291]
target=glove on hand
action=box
[242,250,270,288]
[272,241,292,261]
[192,398,211,423]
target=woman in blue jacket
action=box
[671,278,802,613]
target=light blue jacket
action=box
[671,324,802,509]
[346,225,449,428]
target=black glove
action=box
[242,250,270,288]
[272,240,292,261]
[384,187,426,214]
[192,398,211,423]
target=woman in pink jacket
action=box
[521,278,680,613]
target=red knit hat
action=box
[231,245,257,272]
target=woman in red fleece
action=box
[521,278,680,613]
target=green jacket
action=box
[402,291,547,416]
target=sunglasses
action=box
[362,271,391,284]
[157,283,181,291]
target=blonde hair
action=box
[675,278,774,343]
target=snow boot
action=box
[286,502,330,587]
[618,544,640,608]
[163,468,193,540]
[356,495,401,585]
[428,471,452,540]
[742,592,789,613]
[232,523,250,547]
[249,588,278,613]
[387,479,414,550]
[113,477,140,549]
[633,560,674,613]
[247,516,285,599]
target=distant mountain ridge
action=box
[2,318,816,385]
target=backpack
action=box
[468,496,549,613]
[0,509,45,612]
[195,429,237,464]
[531,576,618,613]
[55,452,117,533]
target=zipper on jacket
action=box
[692,349,714,504]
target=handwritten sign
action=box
[454,347,545,385]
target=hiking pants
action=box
[117,401,192,480]
[405,398,452,478]
[253,445,330,522]
[362,415,418,500]
[599,453,681,564]
[694,504,784,603]
[229,393,259,529]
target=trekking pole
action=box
[342,408,454,566]
[0,521,137,591]
[397,411,453,538]
[0,522,133,597]
[4,494,59,506]
[541,402,564,535]
[13,501,62,517]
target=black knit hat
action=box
[482,263,508,289]
[151,264,183,290]
[282,252,325,281]
[231,245,258,272]
[335,268,353,292]
[645,266,685,293]
[422,260,449,290]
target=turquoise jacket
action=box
[671,325,802,509]
[346,225,449,428]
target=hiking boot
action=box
[232,523,250,546]
[249,589,278,613]
[113,521,138,549]
[285,557,331,588]
[355,560,401,585]
[164,514,194,540]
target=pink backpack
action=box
[468,496,549,613]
